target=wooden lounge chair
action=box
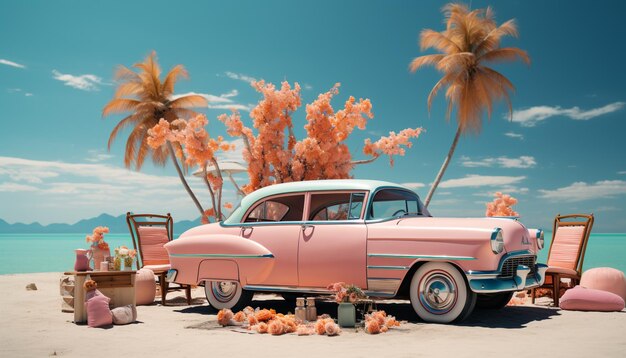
[126,212,192,305]
[532,213,594,306]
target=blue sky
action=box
[1,0,625,232]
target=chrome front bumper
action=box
[466,263,548,293]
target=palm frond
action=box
[107,113,141,149]
[102,99,142,117]
[427,71,461,111]
[474,19,518,55]
[478,47,530,65]
[169,94,208,109]
[420,29,461,53]
[409,54,445,72]
[162,65,188,96]
[124,125,144,169]
[114,65,141,82]
[114,82,144,99]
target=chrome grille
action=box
[499,255,536,278]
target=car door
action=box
[240,193,304,287]
[297,192,368,288]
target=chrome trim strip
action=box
[368,253,476,261]
[170,253,274,259]
[367,265,410,270]
[242,285,331,294]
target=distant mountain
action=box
[0,214,202,234]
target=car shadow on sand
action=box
[174,295,560,329]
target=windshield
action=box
[368,189,431,219]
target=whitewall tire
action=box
[409,262,476,323]
[204,280,252,311]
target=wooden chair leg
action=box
[553,275,561,307]
[531,288,536,304]
[185,285,192,305]
[159,273,168,305]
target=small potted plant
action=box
[114,246,137,270]
[327,282,367,327]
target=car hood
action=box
[390,216,536,254]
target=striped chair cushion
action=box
[137,226,170,266]
[547,226,586,270]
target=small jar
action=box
[295,297,307,321]
[306,297,317,321]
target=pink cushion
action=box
[559,286,625,312]
[135,268,156,305]
[546,267,579,276]
[580,267,626,301]
[137,226,170,266]
[111,305,137,325]
[547,226,586,270]
[86,295,113,327]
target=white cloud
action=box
[511,102,625,127]
[224,71,257,84]
[0,59,25,69]
[504,132,524,140]
[25,93,33,97]
[439,175,526,188]
[52,70,105,91]
[401,182,425,189]
[85,150,114,163]
[0,156,233,224]
[460,156,536,169]
[304,84,313,90]
[538,180,626,202]
[472,187,529,197]
[0,183,39,192]
[173,90,253,112]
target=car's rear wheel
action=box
[409,262,476,323]
[476,292,514,309]
[204,280,252,311]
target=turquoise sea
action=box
[0,232,625,275]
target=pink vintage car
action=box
[165,179,547,323]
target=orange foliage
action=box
[485,192,519,217]
[219,81,423,193]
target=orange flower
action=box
[233,311,246,322]
[296,324,313,336]
[255,309,273,322]
[380,325,389,333]
[255,322,268,334]
[217,309,233,326]
[365,320,380,334]
[247,314,258,326]
[324,321,341,336]
[268,319,284,335]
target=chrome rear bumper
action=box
[466,263,548,293]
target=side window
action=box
[309,192,366,221]
[370,189,422,219]
[244,194,305,222]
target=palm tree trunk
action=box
[167,142,205,216]
[424,125,462,208]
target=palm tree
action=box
[103,51,208,215]
[410,3,530,208]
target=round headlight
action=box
[536,229,545,250]
[491,228,504,254]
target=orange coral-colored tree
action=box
[485,192,519,217]
[219,81,423,194]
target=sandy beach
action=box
[0,272,624,357]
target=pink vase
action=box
[91,246,111,271]
[74,249,91,272]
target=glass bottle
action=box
[306,297,317,321]
[295,297,307,322]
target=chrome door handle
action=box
[301,224,314,230]
[241,226,254,236]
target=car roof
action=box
[224,179,414,224]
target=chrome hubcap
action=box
[419,270,458,315]
[211,281,237,303]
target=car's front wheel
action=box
[409,262,476,323]
[204,280,252,311]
